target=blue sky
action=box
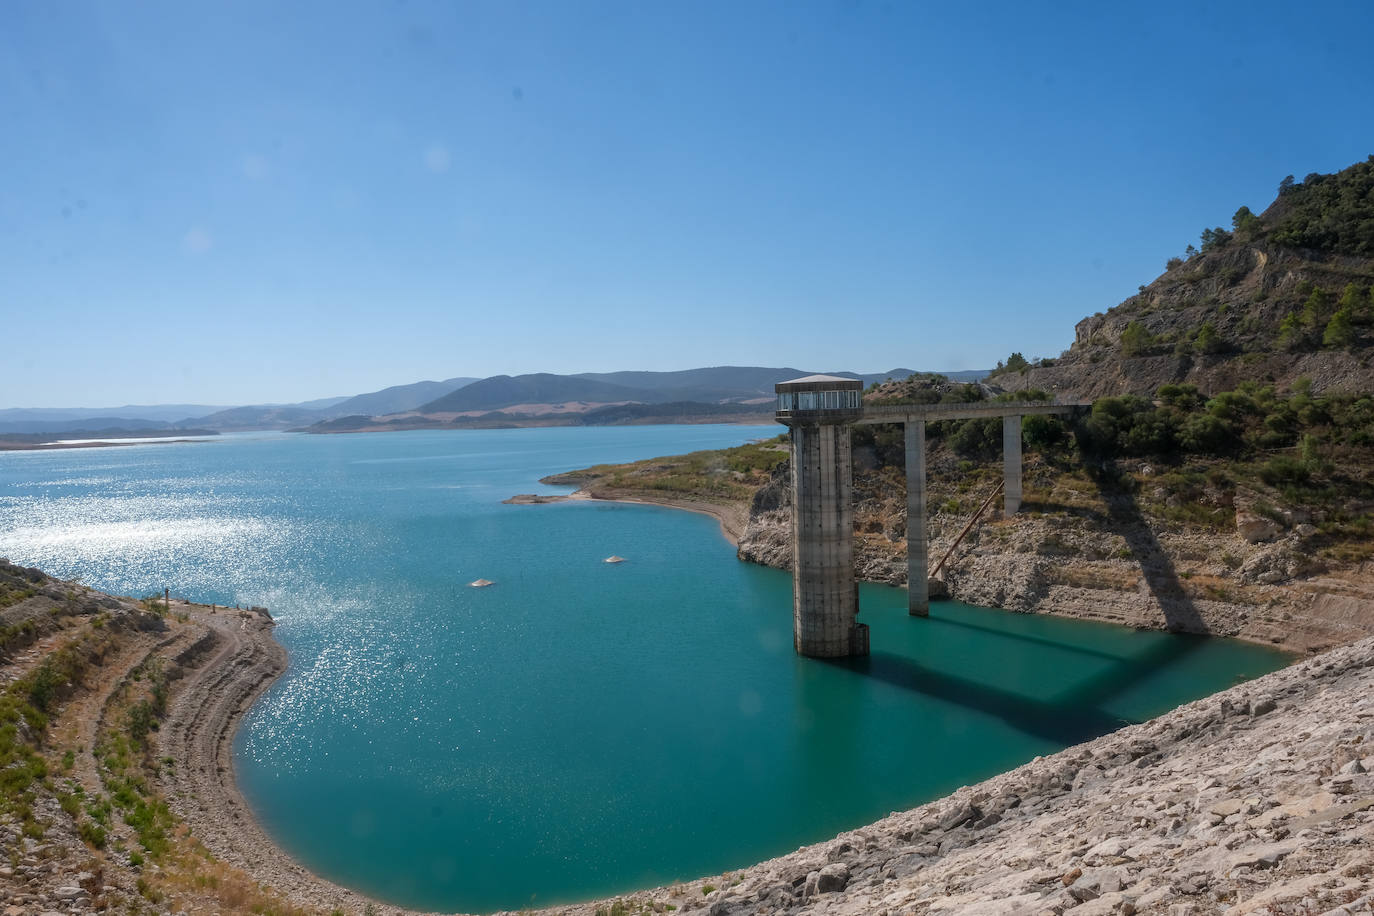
[2,0,1372,407]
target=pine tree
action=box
[1301,289,1331,329]
[1120,321,1152,357]
[1277,312,1305,350]
[1324,307,1356,348]
[1195,322,1223,354]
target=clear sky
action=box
[3,0,1372,407]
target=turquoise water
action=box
[0,427,1288,912]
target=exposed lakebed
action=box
[0,426,1288,912]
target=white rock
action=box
[1236,511,1282,543]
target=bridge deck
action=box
[855,400,1086,425]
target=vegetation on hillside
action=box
[1,636,100,838]
[0,563,44,611]
[1267,157,1374,256]
[985,351,1060,379]
[546,438,789,503]
[0,575,316,915]
[1153,159,1374,356]
[855,384,1061,463]
[1171,157,1374,263]
[867,380,1374,557]
[1017,156,1374,399]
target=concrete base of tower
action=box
[793,623,869,658]
[850,622,870,657]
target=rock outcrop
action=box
[736,459,1374,654]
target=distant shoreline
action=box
[303,414,775,434]
[0,436,214,452]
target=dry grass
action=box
[153,833,317,915]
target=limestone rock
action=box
[815,862,850,893]
[1236,510,1282,543]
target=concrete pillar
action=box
[789,423,865,657]
[904,420,928,617]
[1003,414,1023,516]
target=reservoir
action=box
[0,426,1289,912]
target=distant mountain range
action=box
[0,405,229,434]
[328,377,480,417]
[182,377,480,431]
[1,367,988,438]
[416,367,946,414]
[339,367,989,432]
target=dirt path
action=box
[51,628,169,797]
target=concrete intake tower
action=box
[775,375,869,658]
[775,372,1080,659]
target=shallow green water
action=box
[0,427,1289,912]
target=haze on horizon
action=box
[3,0,1372,409]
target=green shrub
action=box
[1259,457,1311,486]
[948,418,1002,459]
[1120,321,1154,357]
[1023,415,1066,451]
[1324,307,1356,348]
[1194,322,1225,354]
[78,819,107,848]
[1157,384,1204,410]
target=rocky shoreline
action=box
[153,605,385,913]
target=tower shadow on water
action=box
[817,460,1223,747]
[822,651,1127,746]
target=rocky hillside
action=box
[1014,156,1374,399]
[0,560,305,916]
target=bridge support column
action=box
[905,420,928,616]
[1003,414,1022,516]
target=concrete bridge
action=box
[775,374,1084,658]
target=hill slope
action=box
[328,376,477,416]
[1016,156,1374,399]
[418,373,658,412]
